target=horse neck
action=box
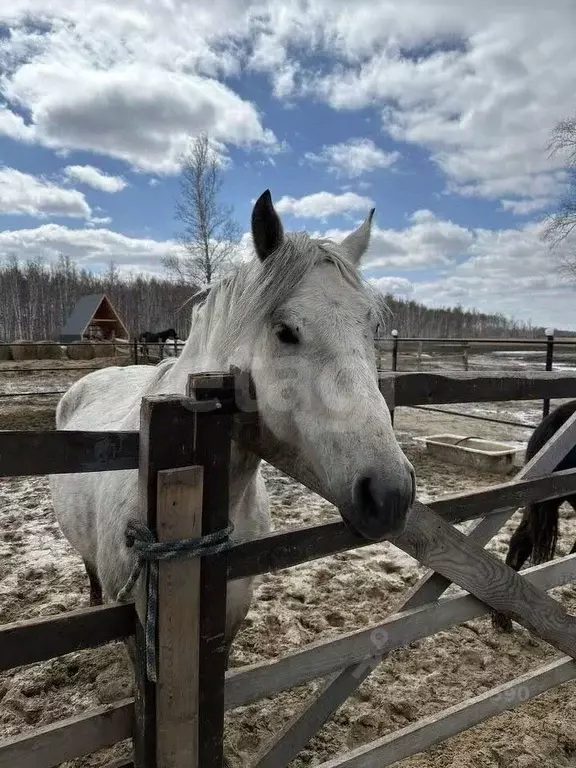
[164,301,263,499]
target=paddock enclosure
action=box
[1,369,576,767]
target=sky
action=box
[0,0,575,329]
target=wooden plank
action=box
[401,408,576,612]
[379,370,576,407]
[134,396,201,768]
[226,467,576,581]
[156,466,204,768]
[0,430,139,477]
[314,657,576,768]
[187,373,234,768]
[0,603,135,673]
[225,553,576,712]
[0,699,133,768]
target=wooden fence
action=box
[1,369,576,767]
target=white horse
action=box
[49,189,415,660]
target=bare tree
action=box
[542,116,576,277]
[163,134,242,287]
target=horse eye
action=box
[276,324,299,345]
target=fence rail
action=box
[2,369,576,767]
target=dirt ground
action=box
[1,357,576,767]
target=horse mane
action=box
[183,232,389,361]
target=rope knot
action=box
[116,518,233,682]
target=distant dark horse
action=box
[138,328,177,344]
[492,400,576,632]
[138,328,177,360]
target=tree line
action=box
[0,254,556,342]
[0,254,194,341]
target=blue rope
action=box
[116,518,233,682]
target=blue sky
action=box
[0,0,575,328]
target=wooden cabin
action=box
[59,294,130,343]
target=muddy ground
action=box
[1,356,576,767]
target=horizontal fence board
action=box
[315,656,576,768]
[224,554,576,710]
[0,699,134,768]
[0,400,226,477]
[0,603,135,673]
[226,468,576,581]
[379,370,576,406]
[0,431,139,476]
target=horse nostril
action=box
[351,469,414,539]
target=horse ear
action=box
[340,208,375,265]
[252,189,284,261]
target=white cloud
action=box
[0,3,278,173]
[0,167,92,219]
[306,138,400,178]
[63,165,128,193]
[276,191,374,219]
[368,276,414,297]
[500,198,554,216]
[243,1,575,212]
[319,209,473,268]
[0,223,175,271]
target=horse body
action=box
[493,399,576,632]
[138,328,177,344]
[505,399,576,571]
[50,190,415,661]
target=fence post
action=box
[462,342,470,372]
[133,338,139,365]
[543,327,555,418]
[390,330,399,426]
[135,396,200,767]
[156,465,204,767]
[187,372,235,768]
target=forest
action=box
[0,255,566,341]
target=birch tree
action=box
[162,134,242,287]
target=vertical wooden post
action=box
[156,466,204,768]
[135,396,200,768]
[417,341,423,371]
[543,328,555,418]
[187,373,235,768]
[462,342,469,372]
[133,338,139,365]
[390,331,399,426]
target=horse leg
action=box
[83,559,103,607]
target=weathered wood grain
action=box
[187,374,235,768]
[226,553,576,712]
[379,370,576,407]
[0,699,133,768]
[156,466,204,768]
[0,430,139,477]
[135,396,201,768]
[401,408,576,612]
[0,603,135,673]
[314,657,576,768]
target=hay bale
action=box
[0,345,12,361]
[92,342,116,358]
[35,341,64,360]
[11,340,38,360]
[67,341,95,360]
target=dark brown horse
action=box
[493,400,576,631]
